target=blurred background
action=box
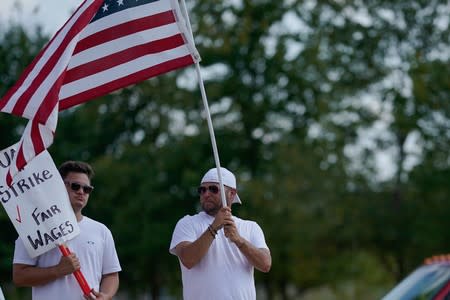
[0,0,449,299]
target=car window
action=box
[382,263,450,300]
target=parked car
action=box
[382,255,450,300]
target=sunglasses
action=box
[197,185,219,195]
[65,181,94,194]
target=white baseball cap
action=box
[200,167,241,204]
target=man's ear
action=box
[228,189,237,206]
[225,188,233,206]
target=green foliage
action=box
[0,0,449,299]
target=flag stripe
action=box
[68,23,182,70]
[65,34,186,83]
[79,0,171,40]
[17,146,26,170]
[20,39,78,121]
[11,31,76,118]
[60,44,192,100]
[0,0,102,118]
[0,43,49,111]
[59,54,194,110]
[35,73,65,123]
[73,11,175,55]
[0,0,92,112]
[21,3,104,121]
[31,121,45,155]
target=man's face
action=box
[64,172,93,213]
[199,183,223,215]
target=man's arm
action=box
[13,254,79,286]
[235,239,272,273]
[174,228,216,269]
[173,208,230,269]
[88,272,119,300]
[223,217,272,273]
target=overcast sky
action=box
[1,0,80,36]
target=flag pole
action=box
[58,244,94,298]
[194,63,227,207]
[178,0,227,207]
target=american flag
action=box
[0,0,199,184]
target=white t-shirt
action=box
[13,216,121,300]
[169,211,269,300]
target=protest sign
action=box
[0,144,79,258]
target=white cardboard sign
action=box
[0,144,79,258]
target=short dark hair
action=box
[58,161,94,180]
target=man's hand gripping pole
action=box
[58,244,94,298]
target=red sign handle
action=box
[58,244,93,297]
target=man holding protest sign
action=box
[169,167,272,300]
[13,161,121,300]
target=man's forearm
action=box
[177,228,216,269]
[13,264,64,287]
[99,272,119,297]
[236,240,272,273]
